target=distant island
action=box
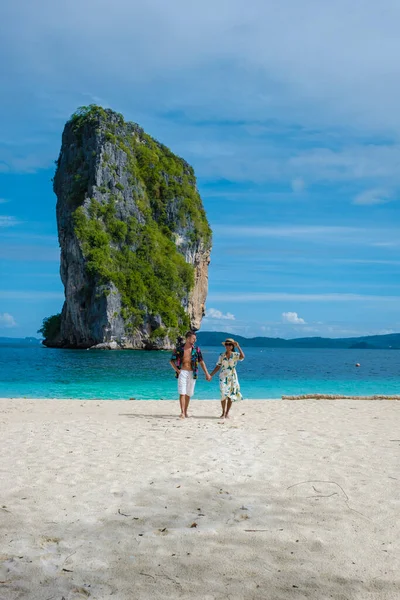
[195,331,400,350]
[2,332,400,350]
[0,337,42,345]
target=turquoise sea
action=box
[1,341,400,399]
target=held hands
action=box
[206,374,212,382]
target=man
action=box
[170,331,211,419]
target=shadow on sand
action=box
[119,413,221,420]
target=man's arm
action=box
[199,360,211,381]
[170,347,180,375]
[170,359,180,375]
[196,347,211,380]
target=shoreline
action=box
[2,394,400,401]
[1,399,399,599]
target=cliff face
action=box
[49,106,211,349]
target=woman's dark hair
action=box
[185,330,196,338]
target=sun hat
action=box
[222,338,236,347]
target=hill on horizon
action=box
[195,331,400,350]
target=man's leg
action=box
[225,398,233,418]
[179,394,186,418]
[178,371,186,418]
[184,395,190,417]
[184,373,195,417]
[220,399,226,418]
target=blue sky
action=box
[1,0,399,338]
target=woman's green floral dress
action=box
[216,351,243,402]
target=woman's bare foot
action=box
[225,414,230,419]
[219,413,225,419]
[179,413,185,419]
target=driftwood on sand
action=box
[282,394,400,400]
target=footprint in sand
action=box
[38,536,64,575]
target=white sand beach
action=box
[1,398,399,600]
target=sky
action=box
[1,0,399,339]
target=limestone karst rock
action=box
[45,106,211,349]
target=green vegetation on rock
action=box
[133,131,211,244]
[73,198,194,331]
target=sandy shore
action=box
[0,398,399,600]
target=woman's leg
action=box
[225,397,233,418]
[220,398,226,418]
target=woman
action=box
[210,338,245,419]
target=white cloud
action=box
[287,146,400,183]
[338,258,400,265]
[0,291,64,300]
[215,225,359,238]
[0,244,60,262]
[214,224,400,248]
[4,0,400,184]
[235,321,399,339]
[179,131,400,189]
[353,189,393,205]
[282,311,306,324]
[209,292,400,303]
[4,0,400,133]
[372,241,400,247]
[1,232,58,242]
[206,308,235,320]
[0,151,54,174]
[376,328,396,335]
[291,177,305,193]
[0,313,17,328]
[0,216,19,227]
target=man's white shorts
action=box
[178,370,196,397]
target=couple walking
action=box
[170,331,245,419]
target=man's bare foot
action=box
[184,414,190,418]
[219,414,225,419]
[225,414,230,419]
[179,413,185,419]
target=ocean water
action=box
[1,342,400,399]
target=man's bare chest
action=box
[181,347,193,369]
